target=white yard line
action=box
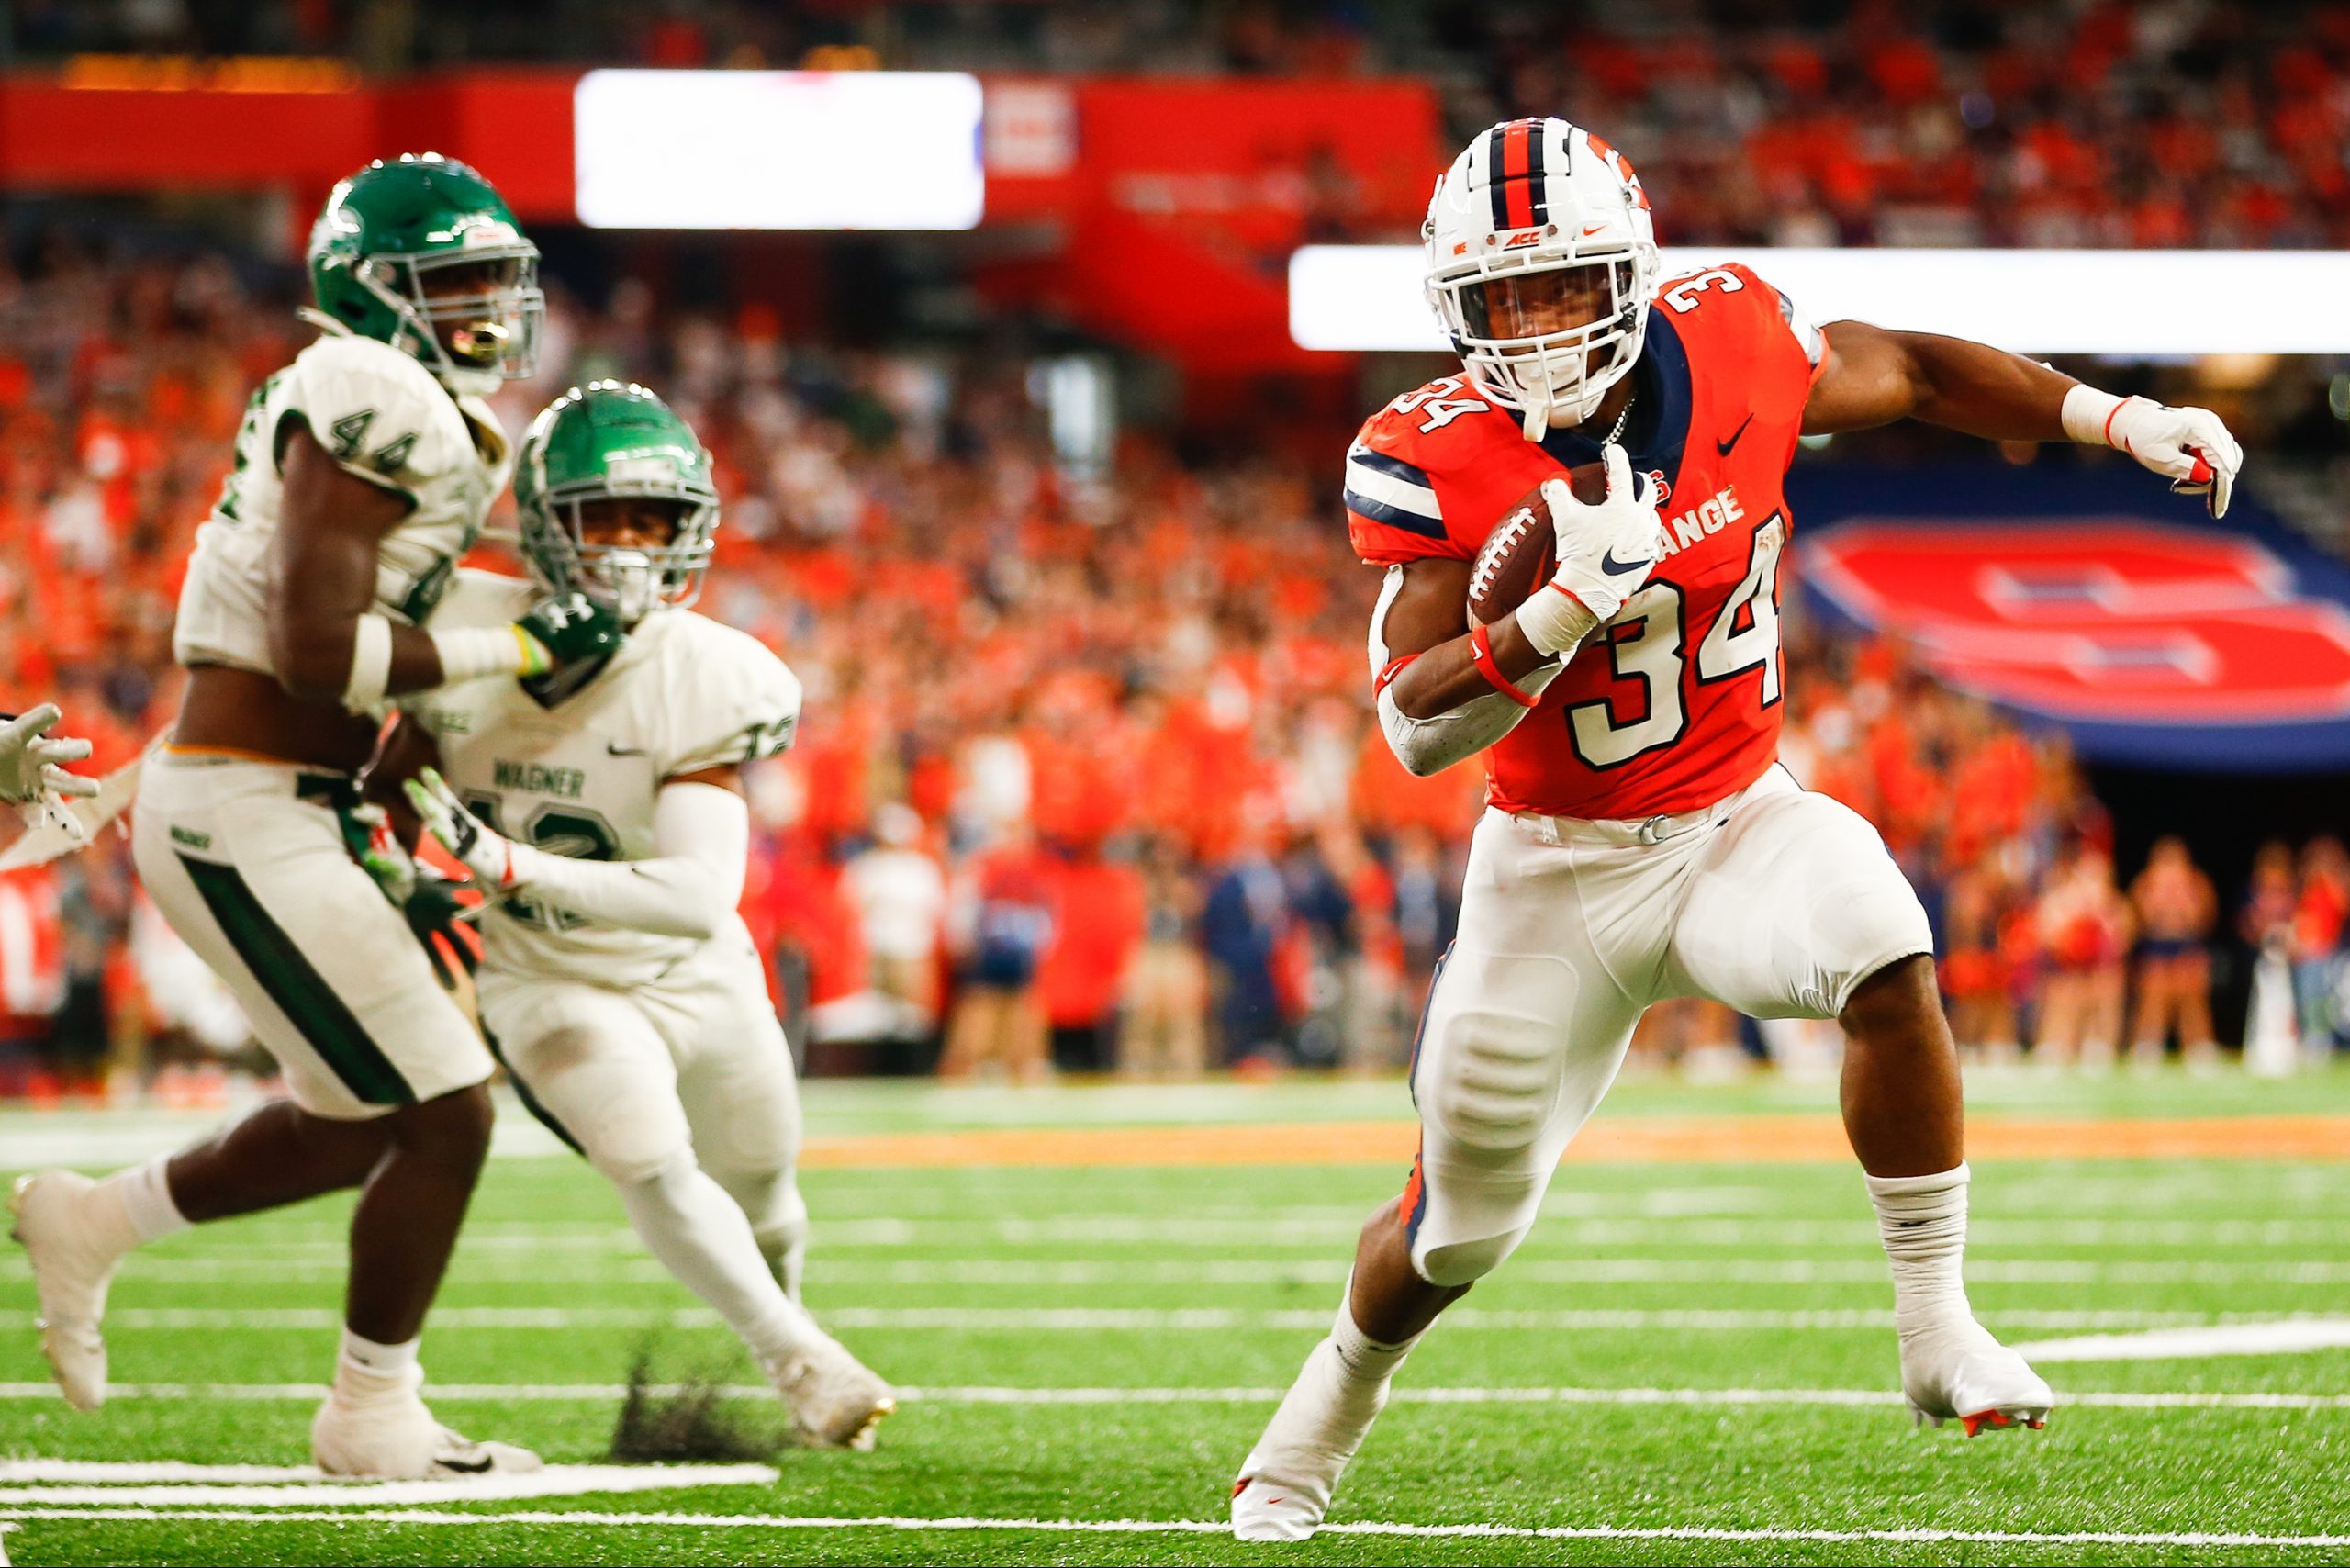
[11,1305,2335,1332]
[812,1216,2350,1247]
[17,1254,2350,1285]
[4,1381,2344,1411]
[2013,1319,2350,1362]
[49,1215,2350,1249]
[0,1506,2343,1549]
[0,1462,776,1508]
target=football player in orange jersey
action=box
[1232,117,2244,1541]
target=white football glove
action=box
[403,767,519,891]
[1514,443,1669,657]
[0,705,100,840]
[2064,388,2244,519]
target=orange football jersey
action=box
[1347,263,1826,820]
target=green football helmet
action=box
[516,381,720,625]
[307,152,543,397]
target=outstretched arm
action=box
[272,426,627,713]
[1801,320,2244,515]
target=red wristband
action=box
[1373,653,1418,698]
[1469,622,1539,708]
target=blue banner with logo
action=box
[1787,460,2350,772]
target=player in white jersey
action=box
[383,381,893,1448]
[9,155,627,1477]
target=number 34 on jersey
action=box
[1344,261,1823,821]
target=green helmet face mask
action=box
[517,381,720,626]
[308,152,544,397]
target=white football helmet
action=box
[1424,118,1661,440]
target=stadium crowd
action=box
[22,0,2350,251]
[0,241,2343,1101]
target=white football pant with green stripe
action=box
[131,749,491,1117]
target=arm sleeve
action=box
[501,781,747,940]
[1365,565,1559,776]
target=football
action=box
[1464,461,1609,626]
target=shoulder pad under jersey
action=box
[655,614,803,778]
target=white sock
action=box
[1329,1280,1418,1386]
[110,1155,191,1245]
[336,1327,420,1397]
[1865,1162,1973,1333]
[619,1159,826,1370]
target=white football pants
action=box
[476,934,807,1274]
[1402,766,1933,1286]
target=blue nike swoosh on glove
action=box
[1599,548,1649,576]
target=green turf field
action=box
[4,1065,2347,1565]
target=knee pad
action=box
[510,1025,691,1189]
[1423,998,1561,1153]
[733,1172,807,1253]
[1416,1221,1533,1289]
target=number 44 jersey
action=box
[1347,263,1826,822]
[403,569,802,987]
[175,329,510,680]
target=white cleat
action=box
[1901,1316,2055,1437]
[767,1338,895,1450]
[1232,1336,1390,1542]
[312,1365,543,1478]
[9,1170,133,1411]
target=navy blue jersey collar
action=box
[1533,312,1694,491]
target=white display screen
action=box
[1290,244,2350,356]
[576,70,985,230]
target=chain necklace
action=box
[1598,387,1637,446]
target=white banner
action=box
[1289,244,2350,356]
[576,71,985,230]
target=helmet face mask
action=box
[564,495,709,623]
[518,383,719,628]
[1422,119,1661,438]
[1433,248,1648,427]
[309,154,544,397]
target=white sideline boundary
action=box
[4,1380,2344,1411]
[16,1305,2341,1333]
[0,1506,2344,1550]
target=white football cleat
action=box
[1901,1316,2055,1437]
[767,1337,895,1450]
[9,1170,135,1411]
[312,1365,543,1478]
[1232,1336,1390,1542]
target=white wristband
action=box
[1512,584,1600,658]
[431,624,545,686]
[342,614,393,713]
[2060,384,2130,448]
